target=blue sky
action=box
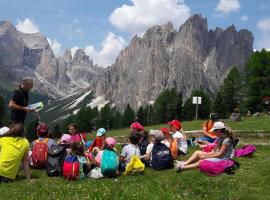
[0,0,270,66]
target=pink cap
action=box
[60,134,71,144]
[106,137,116,149]
[130,122,144,131]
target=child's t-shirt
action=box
[70,133,87,144]
[121,144,141,165]
[95,150,104,166]
[161,140,170,148]
[173,131,188,154]
[216,138,235,159]
[0,137,30,179]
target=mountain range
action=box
[0,14,254,124]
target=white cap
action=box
[210,122,227,132]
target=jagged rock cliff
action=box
[0,14,253,113]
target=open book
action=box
[28,102,45,112]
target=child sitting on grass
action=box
[160,128,171,148]
[175,122,236,172]
[0,124,31,183]
[168,120,188,156]
[68,123,87,144]
[120,131,141,168]
[95,137,119,177]
[71,142,92,179]
[88,128,106,152]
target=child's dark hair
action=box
[5,123,24,137]
[68,123,77,130]
[71,142,85,156]
[218,128,237,148]
[142,131,148,140]
[129,131,141,145]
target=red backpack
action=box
[63,154,80,180]
[32,138,49,168]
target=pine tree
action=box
[221,66,243,113]
[121,104,135,127]
[182,90,212,120]
[96,104,113,130]
[74,105,92,132]
[53,124,61,138]
[144,105,154,125]
[61,115,74,133]
[112,110,122,129]
[212,91,227,118]
[136,106,146,125]
[245,49,270,112]
[153,88,181,123]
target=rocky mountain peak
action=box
[71,48,93,67]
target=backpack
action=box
[235,145,256,157]
[63,154,80,180]
[46,144,67,177]
[32,138,49,168]
[170,140,178,160]
[151,142,174,170]
[124,155,145,175]
[199,159,240,176]
[101,149,118,177]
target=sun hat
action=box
[60,134,71,144]
[160,127,170,135]
[106,137,116,149]
[96,128,106,136]
[168,120,181,130]
[130,122,144,131]
[154,130,164,141]
[210,122,227,132]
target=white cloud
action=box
[240,15,248,21]
[257,18,270,50]
[109,0,191,34]
[215,0,240,15]
[84,32,127,67]
[16,18,39,34]
[47,38,62,57]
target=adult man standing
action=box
[8,77,35,125]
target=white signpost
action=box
[192,96,202,120]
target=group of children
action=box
[0,113,239,182]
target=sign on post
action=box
[192,96,202,120]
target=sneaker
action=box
[174,162,184,172]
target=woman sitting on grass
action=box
[175,122,236,172]
[0,124,31,183]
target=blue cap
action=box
[96,128,106,136]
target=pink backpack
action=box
[235,145,256,157]
[199,159,237,176]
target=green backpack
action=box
[101,149,118,177]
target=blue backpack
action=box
[101,149,118,177]
[151,142,173,170]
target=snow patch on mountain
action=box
[87,96,109,110]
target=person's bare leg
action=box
[184,151,200,165]
[22,152,31,181]
[183,161,201,170]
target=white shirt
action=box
[161,140,170,148]
[173,131,188,154]
[121,144,141,165]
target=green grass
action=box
[1,145,269,200]
[106,117,270,137]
